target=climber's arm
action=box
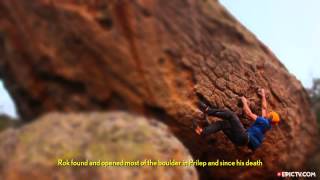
[241,96,258,121]
[258,88,267,117]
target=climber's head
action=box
[267,111,280,125]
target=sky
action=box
[1,0,320,118]
[220,0,320,87]
[0,81,16,117]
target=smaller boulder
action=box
[0,112,198,180]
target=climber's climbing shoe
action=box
[198,100,209,113]
[192,119,203,135]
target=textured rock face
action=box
[0,112,198,180]
[0,0,317,179]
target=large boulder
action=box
[0,112,198,180]
[0,0,317,179]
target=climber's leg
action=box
[207,108,234,120]
[198,100,235,120]
[204,108,249,146]
[196,102,248,146]
[221,114,249,146]
[201,121,224,137]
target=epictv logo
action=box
[277,171,316,178]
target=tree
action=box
[310,79,320,103]
[309,78,320,127]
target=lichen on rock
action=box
[0,112,198,180]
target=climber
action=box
[193,88,280,150]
